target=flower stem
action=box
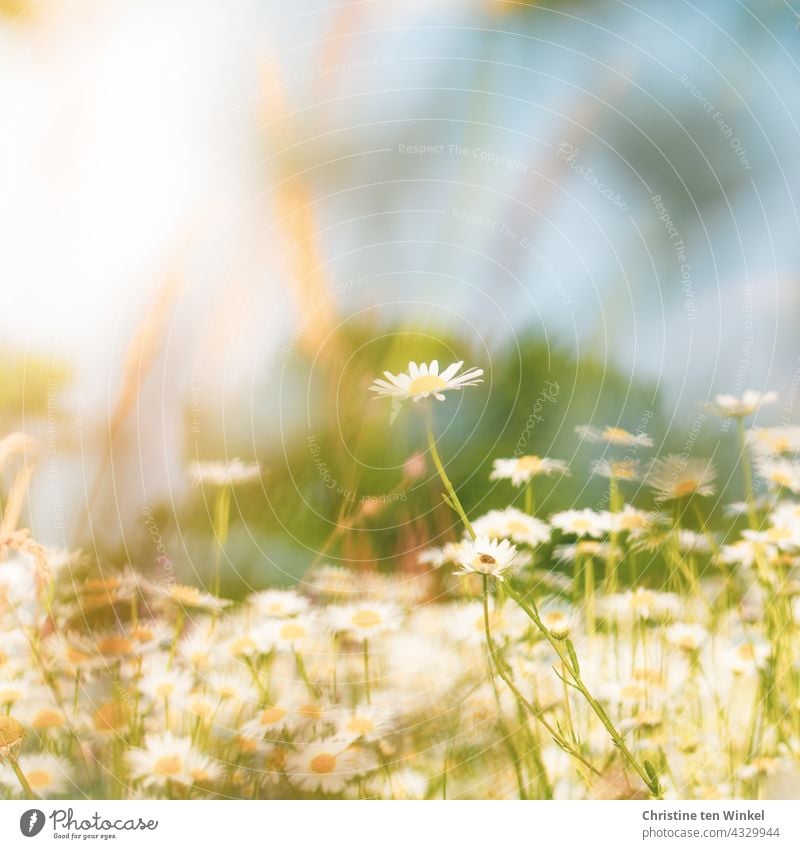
[212,485,232,598]
[737,418,758,530]
[506,585,663,798]
[481,576,599,776]
[425,407,475,540]
[10,759,36,800]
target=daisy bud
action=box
[0,716,26,762]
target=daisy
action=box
[158,583,230,613]
[647,455,717,501]
[249,589,310,618]
[747,425,800,457]
[328,602,400,641]
[666,623,709,652]
[706,390,778,418]
[756,459,800,494]
[540,608,574,639]
[139,663,194,705]
[334,704,397,742]
[284,740,378,794]
[260,615,319,651]
[452,536,519,581]
[369,360,483,403]
[608,505,658,535]
[185,751,224,786]
[189,458,261,487]
[554,540,620,563]
[0,753,72,797]
[591,458,642,482]
[472,508,550,547]
[490,455,569,487]
[550,508,612,538]
[575,424,653,448]
[126,732,195,788]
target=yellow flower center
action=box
[517,456,542,472]
[310,753,337,774]
[347,716,375,735]
[260,707,287,726]
[97,636,134,656]
[507,521,530,536]
[171,586,202,605]
[298,704,322,720]
[603,427,633,443]
[351,610,382,629]
[32,709,65,729]
[674,479,700,497]
[280,623,307,640]
[154,755,183,777]
[27,770,53,789]
[407,375,447,396]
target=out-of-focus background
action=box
[2,0,799,593]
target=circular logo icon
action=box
[20,810,46,837]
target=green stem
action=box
[525,480,536,516]
[506,585,662,797]
[737,418,758,530]
[363,640,371,705]
[212,485,232,598]
[426,408,476,539]
[481,576,599,776]
[10,759,36,800]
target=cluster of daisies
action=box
[0,363,798,800]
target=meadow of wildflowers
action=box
[0,369,799,801]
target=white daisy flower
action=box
[591,458,642,482]
[550,508,612,538]
[284,740,378,794]
[369,360,483,403]
[328,602,401,641]
[706,390,778,418]
[126,733,195,788]
[0,753,72,797]
[647,455,717,501]
[248,589,310,618]
[452,536,519,581]
[747,425,800,457]
[189,458,261,487]
[756,459,800,494]
[665,623,709,652]
[333,704,397,742]
[575,424,653,448]
[158,583,230,613]
[490,455,569,486]
[472,508,550,547]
